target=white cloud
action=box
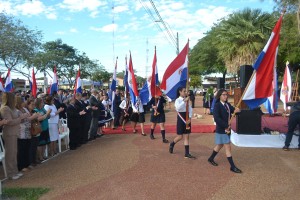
[0,0,58,20]
[70,28,78,33]
[113,5,128,13]
[54,31,66,35]
[59,0,106,12]
[90,24,118,32]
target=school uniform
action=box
[119,99,132,124]
[130,100,145,123]
[174,96,192,135]
[213,101,234,144]
[149,96,166,123]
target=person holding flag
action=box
[169,87,194,159]
[127,53,146,136]
[50,66,58,95]
[148,47,168,143]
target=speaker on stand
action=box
[217,78,225,89]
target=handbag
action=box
[30,119,42,136]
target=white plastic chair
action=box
[58,119,69,152]
[0,132,7,178]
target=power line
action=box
[149,0,177,45]
[138,0,177,50]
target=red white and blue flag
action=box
[0,74,5,92]
[161,41,189,100]
[140,47,161,104]
[243,15,283,109]
[50,66,58,95]
[31,68,37,98]
[4,69,13,92]
[263,69,278,114]
[74,68,82,94]
[110,58,117,112]
[127,53,139,107]
[280,62,292,111]
[123,56,129,97]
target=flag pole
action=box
[186,40,190,130]
[154,46,158,116]
[229,70,256,125]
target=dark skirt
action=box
[131,112,145,123]
[98,114,106,127]
[119,110,131,124]
[150,112,165,123]
[38,129,50,146]
[177,112,191,135]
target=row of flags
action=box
[0,13,295,114]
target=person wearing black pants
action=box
[113,89,122,127]
[74,93,88,144]
[207,89,241,173]
[283,101,300,151]
[149,95,169,143]
[67,98,86,150]
[169,87,195,159]
[82,93,92,143]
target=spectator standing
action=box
[0,92,27,180]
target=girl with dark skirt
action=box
[169,87,195,159]
[119,95,132,131]
[207,89,242,173]
[149,95,169,143]
[130,98,146,136]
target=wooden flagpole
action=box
[186,40,190,130]
[292,69,299,101]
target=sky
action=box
[0,0,276,80]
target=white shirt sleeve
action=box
[119,100,126,109]
[175,97,186,112]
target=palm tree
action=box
[213,8,276,73]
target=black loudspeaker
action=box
[240,65,254,88]
[236,109,262,135]
[217,78,225,89]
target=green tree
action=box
[189,28,226,76]
[30,39,102,87]
[214,8,276,73]
[0,13,42,78]
[190,74,202,88]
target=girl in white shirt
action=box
[169,87,195,159]
[130,97,146,136]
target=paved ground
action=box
[2,96,300,200]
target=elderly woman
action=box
[44,95,64,157]
[0,92,28,180]
[34,97,51,162]
[15,96,39,172]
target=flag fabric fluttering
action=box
[4,69,13,92]
[140,47,161,104]
[123,56,129,97]
[263,69,278,114]
[0,75,5,92]
[74,68,82,94]
[280,62,292,111]
[110,58,118,112]
[50,66,58,95]
[127,53,139,108]
[31,68,37,98]
[242,15,283,109]
[161,41,189,100]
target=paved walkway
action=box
[3,97,300,199]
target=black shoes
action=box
[208,159,218,166]
[150,134,155,140]
[169,144,174,154]
[162,139,169,143]
[230,167,242,173]
[282,146,289,151]
[184,154,196,159]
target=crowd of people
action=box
[1,86,298,180]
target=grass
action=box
[2,187,50,200]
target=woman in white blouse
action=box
[169,87,195,159]
[44,95,64,156]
